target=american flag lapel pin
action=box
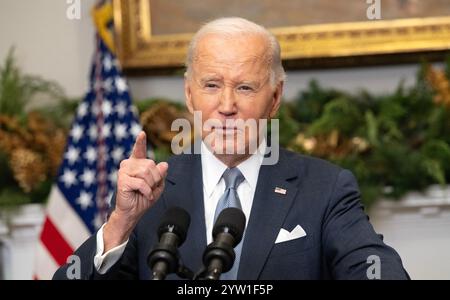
[274,187,287,195]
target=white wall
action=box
[0,0,96,99]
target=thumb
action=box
[156,162,169,178]
[130,131,147,159]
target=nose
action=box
[218,86,237,117]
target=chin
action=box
[203,134,245,155]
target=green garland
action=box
[0,50,76,207]
[281,65,450,206]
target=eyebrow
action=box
[200,77,261,86]
[237,80,260,86]
[199,75,223,83]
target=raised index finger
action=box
[130,131,147,159]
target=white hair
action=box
[185,17,286,87]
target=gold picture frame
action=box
[113,0,450,70]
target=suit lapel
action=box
[238,150,299,279]
[164,154,207,275]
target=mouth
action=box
[211,126,239,134]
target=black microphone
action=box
[147,206,190,280]
[200,207,246,280]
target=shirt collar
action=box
[201,142,228,198]
[236,140,266,191]
[201,140,266,197]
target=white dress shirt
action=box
[201,141,265,244]
[94,140,266,274]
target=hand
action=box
[103,131,168,252]
[115,131,168,220]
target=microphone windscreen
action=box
[157,206,191,245]
[212,207,246,246]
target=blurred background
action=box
[0,0,449,280]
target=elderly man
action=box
[54,17,408,280]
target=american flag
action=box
[34,35,143,279]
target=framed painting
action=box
[113,0,450,70]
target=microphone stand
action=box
[150,254,195,280]
[176,262,195,280]
[194,238,236,280]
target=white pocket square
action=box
[275,225,307,244]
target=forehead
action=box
[192,34,270,79]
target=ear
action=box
[184,74,195,114]
[269,81,284,118]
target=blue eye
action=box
[204,82,219,89]
[238,85,253,91]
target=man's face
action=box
[185,34,283,155]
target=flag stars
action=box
[131,105,139,118]
[88,124,98,140]
[80,168,96,187]
[114,123,128,141]
[115,101,127,118]
[76,191,93,210]
[84,146,97,164]
[52,43,147,236]
[101,100,113,116]
[103,78,113,93]
[111,147,124,163]
[101,123,111,138]
[77,102,88,118]
[60,169,77,188]
[108,170,118,184]
[65,146,80,165]
[103,54,113,72]
[115,77,128,94]
[130,122,141,138]
[71,125,84,143]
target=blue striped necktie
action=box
[214,167,245,280]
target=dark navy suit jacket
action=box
[54,148,409,279]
